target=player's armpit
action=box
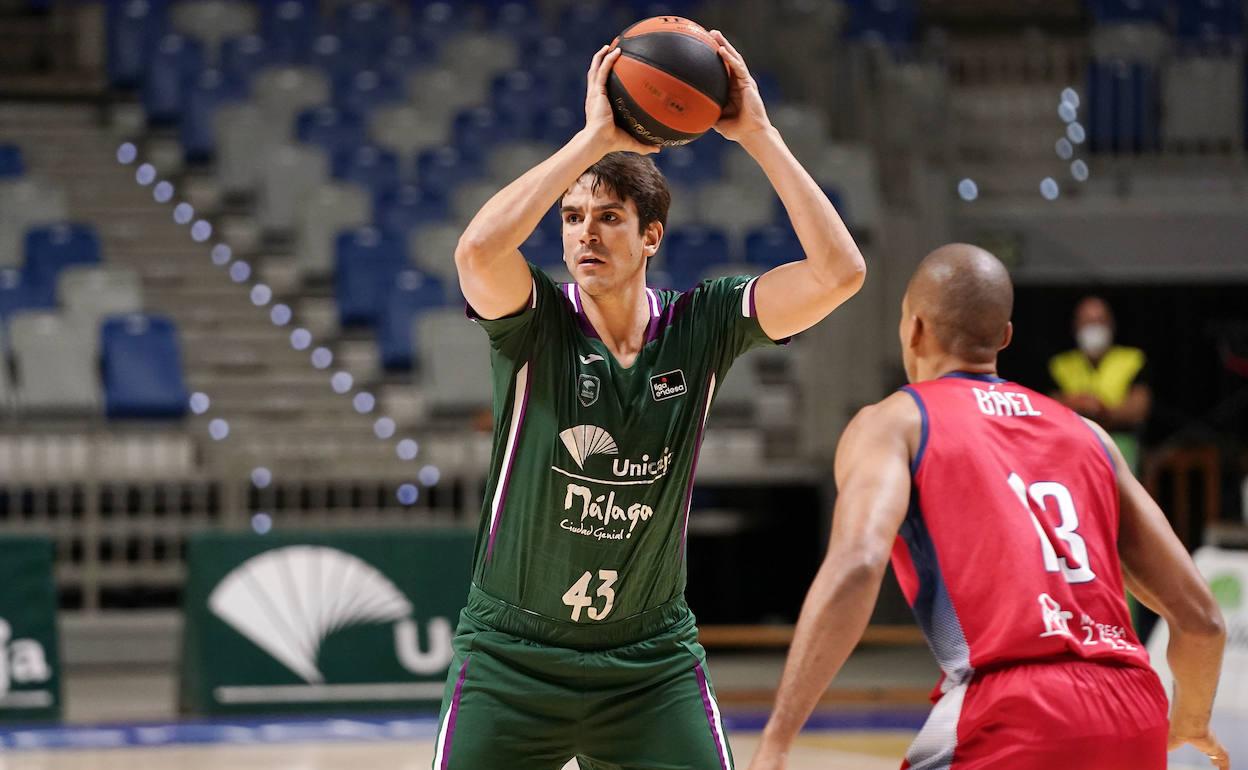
[751,255,865,341]
[455,245,534,321]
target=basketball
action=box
[606,16,730,147]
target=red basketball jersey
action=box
[892,373,1151,687]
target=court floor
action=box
[0,728,914,770]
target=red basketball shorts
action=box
[901,660,1169,770]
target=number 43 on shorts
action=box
[563,569,618,622]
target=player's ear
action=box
[908,313,924,352]
[643,219,663,258]
[999,321,1013,352]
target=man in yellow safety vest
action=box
[1049,296,1150,471]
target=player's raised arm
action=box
[1087,419,1230,769]
[454,46,657,320]
[708,30,865,342]
[749,393,918,770]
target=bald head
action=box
[905,243,1013,364]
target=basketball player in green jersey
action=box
[432,35,865,769]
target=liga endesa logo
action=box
[649,369,687,402]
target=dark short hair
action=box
[571,151,671,233]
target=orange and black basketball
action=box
[606,16,730,147]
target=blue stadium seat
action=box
[296,106,367,155]
[307,33,366,77]
[492,70,553,137]
[142,33,204,125]
[538,203,562,239]
[220,34,270,84]
[262,0,317,62]
[1175,0,1244,43]
[663,226,730,290]
[377,34,437,79]
[411,2,465,50]
[843,0,918,45]
[0,145,23,178]
[525,37,579,94]
[1089,0,1168,24]
[559,5,619,58]
[0,268,53,321]
[534,105,581,146]
[335,1,395,53]
[1087,59,1161,154]
[0,144,23,177]
[522,226,563,268]
[752,71,785,105]
[627,0,703,16]
[490,2,546,47]
[333,145,401,195]
[107,0,168,89]
[333,70,403,116]
[454,106,521,162]
[102,314,189,419]
[181,68,247,162]
[745,225,801,269]
[23,223,102,299]
[377,184,450,239]
[334,226,408,327]
[415,146,482,197]
[378,269,445,371]
[656,145,722,186]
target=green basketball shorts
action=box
[431,586,734,770]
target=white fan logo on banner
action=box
[209,546,413,683]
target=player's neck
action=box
[921,356,998,383]
[579,279,651,367]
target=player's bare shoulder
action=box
[841,391,923,458]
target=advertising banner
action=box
[180,529,473,716]
[0,536,61,722]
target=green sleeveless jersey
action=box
[467,263,780,645]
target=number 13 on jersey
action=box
[563,569,618,622]
[1007,472,1097,584]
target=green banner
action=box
[0,536,61,722]
[179,529,474,716]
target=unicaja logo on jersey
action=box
[558,426,673,482]
[208,546,453,685]
[553,426,675,543]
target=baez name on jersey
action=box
[973,386,1043,418]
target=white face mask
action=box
[1077,323,1112,357]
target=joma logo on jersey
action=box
[650,369,687,401]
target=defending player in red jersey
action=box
[749,244,1229,770]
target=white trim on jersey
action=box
[486,363,530,558]
[741,276,758,318]
[680,373,717,548]
[905,679,966,770]
[645,287,660,317]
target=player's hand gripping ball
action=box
[605,16,730,147]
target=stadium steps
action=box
[2,101,403,468]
